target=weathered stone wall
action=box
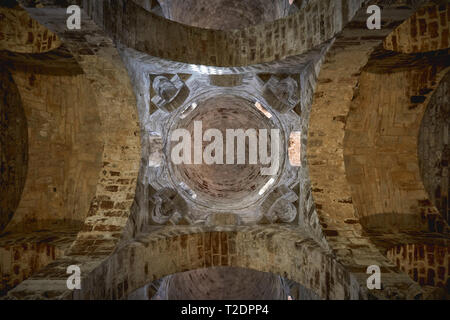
[0,69,27,233]
[158,267,289,300]
[78,0,365,66]
[0,5,61,53]
[384,3,450,53]
[4,5,143,296]
[297,42,332,250]
[159,0,290,30]
[6,225,363,300]
[0,228,78,296]
[419,71,450,225]
[73,225,362,300]
[5,71,103,231]
[344,54,449,234]
[5,0,448,301]
[387,243,449,293]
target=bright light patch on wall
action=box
[255,102,272,118]
[259,178,275,196]
[180,102,198,119]
[289,131,301,167]
[190,65,224,75]
[179,182,197,199]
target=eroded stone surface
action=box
[384,3,450,53]
[0,4,61,53]
[2,0,449,300]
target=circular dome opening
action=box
[167,94,285,211]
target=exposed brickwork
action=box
[387,243,449,294]
[419,71,450,225]
[76,0,365,67]
[160,0,290,30]
[384,3,450,53]
[0,228,78,296]
[306,3,434,299]
[0,5,61,53]
[3,0,448,301]
[15,5,142,258]
[7,225,363,300]
[0,4,142,296]
[168,95,278,210]
[308,4,419,240]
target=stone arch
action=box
[56,0,367,67]
[344,51,450,234]
[15,1,141,255]
[1,2,141,296]
[0,3,61,53]
[384,3,450,54]
[418,71,450,225]
[342,52,450,296]
[307,2,426,243]
[0,51,105,295]
[3,0,447,301]
[72,226,362,300]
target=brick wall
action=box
[306,4,440,300]
[384,3,450,53]
[0,228,78,296]
[13,0,142,277]
[6,225,365,299]
[75,225,362,300]
[160,0,288,30]
[79,0,365,67]
[387,243,449,293]
[157,267,289,300]
[0,5,61,53]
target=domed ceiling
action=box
[158,0,292,30]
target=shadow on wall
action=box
[359,212,448,236]
[387,243,449,297]
[418,71,450,226]
[152,267,289,300]
[0,69,28,233]
[128,266,322,300]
